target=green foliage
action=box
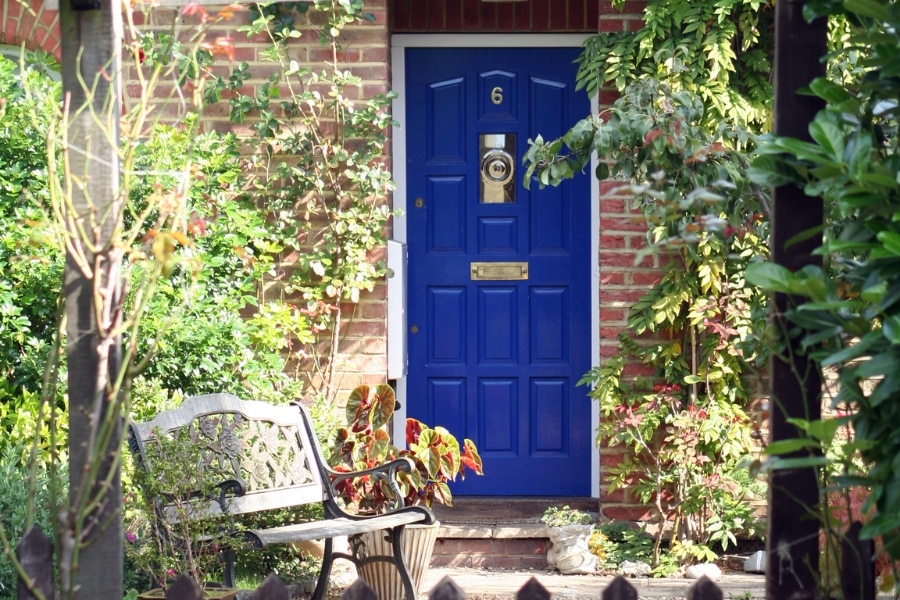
[578,0,773,134]
[0,445,67,599]
[526,80,767,568]
[540,505,592,528]
[0,54,63,395]
[0,381,67,465]
[593,521,656,569]
[743,1,900,594]
[126,120,311,405]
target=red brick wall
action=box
[0,0,61,60]
[390,0,597,32]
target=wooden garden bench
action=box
[128,393,435,600]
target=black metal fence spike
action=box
[341,578,379,600]
[15,525,54,600]
[601,575,638,600]
[165,573,202,600]
[686,575,724,600]
[251,573,291,600]
[429,575,467,600]
[516,576,550,600]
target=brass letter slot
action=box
[470,262,529,281]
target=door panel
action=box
[406,47,591,496]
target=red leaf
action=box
[460,439,483,477]
[406,418,423,446]
[643,129,665,146]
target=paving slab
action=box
[422,567,766,599]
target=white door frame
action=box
[389,34,600,498]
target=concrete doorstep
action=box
[420,567,767,600]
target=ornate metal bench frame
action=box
[128,393,435,600]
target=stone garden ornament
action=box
[541,506,597,575]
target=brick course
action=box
[390,0,597,32]
[431,538,550,570]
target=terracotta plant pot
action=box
[546,524,597,575]
[355,521,440,600]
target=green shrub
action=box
[593,521,655,570]
[0,54,63,396]
[0,381,66,465]
[1,57,313,417]
[125,121,310,406]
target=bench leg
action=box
[222,547,236,588]
[391,525,417,600]
[312,537,334,600]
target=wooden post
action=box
[766,2,827,598]
[841,521,875,600]
[60,0,123,594]
[15,525,55,600]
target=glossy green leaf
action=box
[764,438,821,455]
[744,262,795,292]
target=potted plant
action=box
[328,384,483,599]
[541,506,597,575]
[126,428,238,599]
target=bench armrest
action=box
[327,457,415,513]
[290,401,435,523]
[216,478,247,509]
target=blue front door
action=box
[405,47,592,496]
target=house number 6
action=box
[491,87,503,105]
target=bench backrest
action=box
[128,393,328,517]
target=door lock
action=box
[480,134,516,204]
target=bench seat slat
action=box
[248,513,429,548]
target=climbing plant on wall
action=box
[579,0,774,136]
[526,79,768,569]
[208,0,395,402]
